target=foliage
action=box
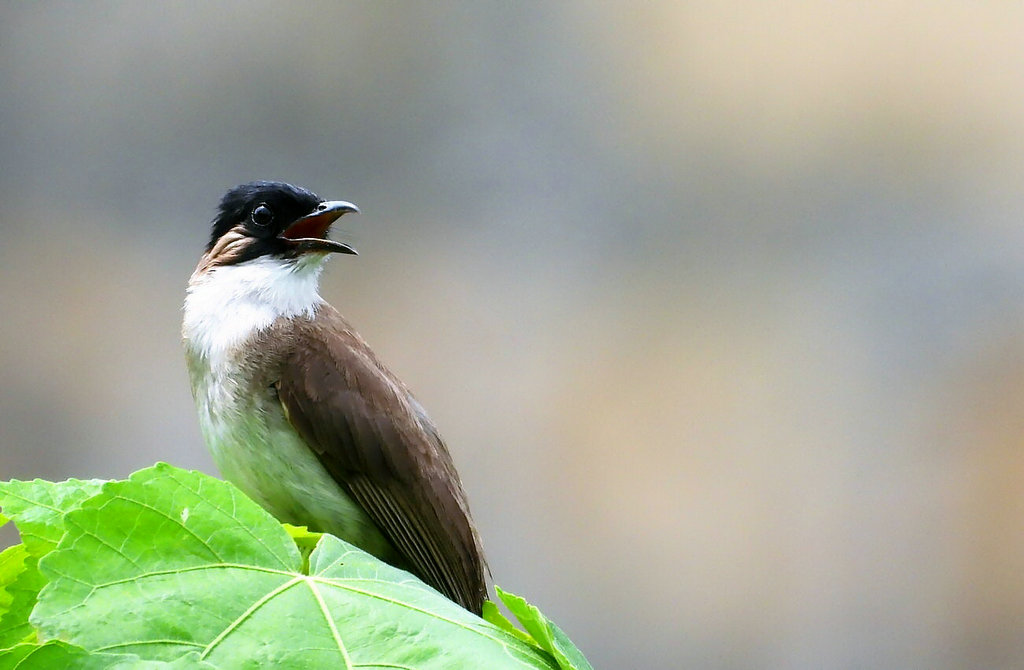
[0,464,591,669]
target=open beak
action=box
[281,200,359,255]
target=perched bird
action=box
[182,181,487,612]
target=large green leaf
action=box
[0,545,26,618]
[0,477,106,557]
[107,652,219,669]
[33,463,558,669]
[0,640,123,669]
[0,640,110,670]
[0,549,44,647]
[0,641,214,669]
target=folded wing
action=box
[275,310,487,613]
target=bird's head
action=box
[202,181,359,269]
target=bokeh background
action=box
[2,3,1023,668]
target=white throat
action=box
[183,255,326,365]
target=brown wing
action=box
[275,309,487,613]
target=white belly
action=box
[190,369,396,561]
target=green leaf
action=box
[0,641,120,670]
[298,534,555,669]
[495,587,594,670]
[482,599,536,646]
[107,652,221,669]
[0,641,216,669]
[0,544,27,617]
[0,543,46,647]
[281,522,323,548]
[0,477,106,557]
[33,463,299,661]
[33,463,558,669]
[0,551,45,647]
[131,658,218,669]
[282,522,322,573]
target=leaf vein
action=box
[68,524,144,572]
[305,577,353,669]
[88,562,295,590]
[166,469,295,569]
[200,575,303,660]
[114,495,225,563]
[310,577,550,663]
[95,639,206,652]
[0,489,65,515]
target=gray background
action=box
[2,3,1024,668]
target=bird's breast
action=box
[184,344,398,562]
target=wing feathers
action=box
[275,308,486,612]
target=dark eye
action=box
[251,204,273,227]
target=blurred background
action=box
[2,3,1023,667]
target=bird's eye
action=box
[251,204,274,227]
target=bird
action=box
[182,181,487,613]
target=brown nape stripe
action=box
[193,229,248,275]
[195,227,294,273]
